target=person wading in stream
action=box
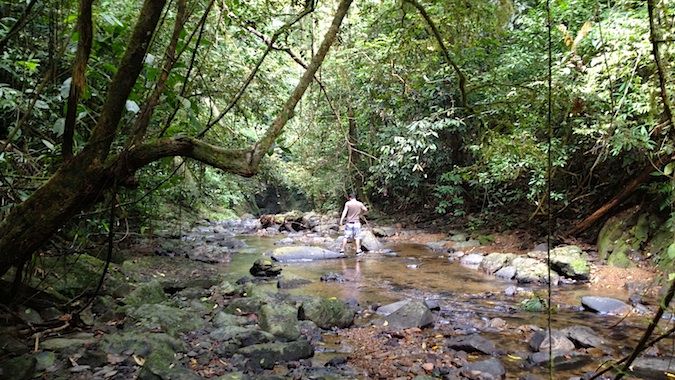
[339,193,368,256]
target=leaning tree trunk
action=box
[0,0,354,277]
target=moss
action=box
[122,280,167,308]
[607,243,632,268]
[569,257,590,276]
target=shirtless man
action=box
[339,193,368,255]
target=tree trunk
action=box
[569,158,670,235]
[0,0,354,277]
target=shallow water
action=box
[220,235,665,378]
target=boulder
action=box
[549,246,590,280]
[359,231,384,252]
[126,304,203,335]
[40,334,96,353]
[528,330,575,353]
[460,253,484,267]
[480,253,516,275]
[249,258,282,277]
[528,350,591,369]
[270,246,345,262]
[258,304,300,341]
[212,311,250,328]
[560,325,605,348]
[375,299,411,316]
[238,340,314,370]
[372,226,397,237]
[188,245,230,264]
[462,358,505,379]
[122,280,167,308]
[495,266,516,280]
[512,257,559,284]
[454,239,481,249]
[320,272,347,283]
[631,357,675,380]
[446,334,498,355]
[225,297,265,315]
[299,297,355,329]
[450,233,468,242]
[581,296,631,315]
[209,326,274,347]
[383,300,433,330]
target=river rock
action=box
[238,340,314,370]
[450,233,468,242]
[372,226,397,237]
[631,357,675,379]
[258,304,300,341]
[455,239,481,249]
[225,297,265,315]
[512,257,559,284]
[360,231,384,252]
[383,300,433,330]
[528,350,591,369]
[549,245,590,280]
[249,258,282,277]
[101,332,186,378]
[188,245,230,264]
[122,279,167,308]
[40,334,96,353]
[128,303,203,335]
[461,357,505,379]
[375,299,411,316]
[480,253,516,274]
[581,296,631,315]
[270,246,345,262]
[446,334,498,355]
[212,311,250,328]
[0,354,36,380]
[495,266,516,280]
[209,326,274,347]
[274,237,295,246]
[320,272,347,282]
[299,297,355,329]
[460,253,484,267]
[528,330,575,353]
[560,325,605,348]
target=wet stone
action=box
[462,357,505,379]
[561,325,605,348]
[460,253,485,267]
[446,334,498,355]
[528,330,575,353]
[631,356,675,379]
[581,296,631,315]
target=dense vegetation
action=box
[0,0,673,274]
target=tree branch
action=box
[0,0,39,55]
[114,137,254,178]
[196,0,316,137]
[403,0,468,109]
[63,0,95,161]
[128,0,188,146]
[82,0,167,160]
[250,0,353,167]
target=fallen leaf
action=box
[133,355,145,366]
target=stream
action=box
[209,231,660,379]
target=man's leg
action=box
[355,238,362,254]
[340,236,348,252]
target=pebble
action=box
[422,362,434,372]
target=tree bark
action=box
[63,0,95,160]
[569,157,670,235]
[0,0,354,277]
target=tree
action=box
[0,0,354,277]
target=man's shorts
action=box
[344,222,361,239]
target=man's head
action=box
[348,193,356,200]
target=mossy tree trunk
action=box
[0,0,354,277]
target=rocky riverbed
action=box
[0,212,672,379]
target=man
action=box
[339,193,368,256]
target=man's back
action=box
[344,199,366,223]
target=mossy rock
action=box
[126,304,203,335]
[121,256,224,289]
[550,246,590,280]
[299,297,355,329]
[122,280,167,308]
[597,206,640,260]
[258,304,300,341]
[0,354,36,380]
[606,242,632,268]
[224,297,265,315]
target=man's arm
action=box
[339,204,348,225]
[361,202,368,213]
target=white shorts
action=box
[344,222,361,239]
